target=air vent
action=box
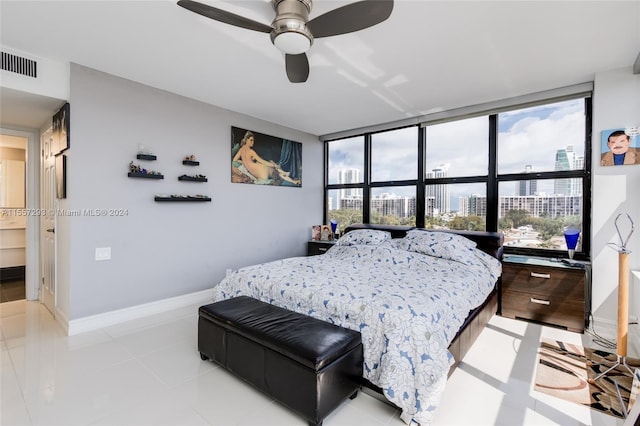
[1,51,37,78]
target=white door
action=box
[40,129,56,316]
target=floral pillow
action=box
[336,229,392,246]
[392,230,476,264]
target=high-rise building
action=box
[468,194,487,217]
[425,165,450,214]
[335,168,362,210]
[458,197,469,217]
[370,192,416,218]
[554,145,583,195]
[519,165,538,196]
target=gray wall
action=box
[591,67,640,326]
[59,64,323,320]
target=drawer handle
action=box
[530,272,551,279]
[318,247,328,252]
[530,297,550,305]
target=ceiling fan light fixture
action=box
[273,31,311,54]
[178,0,394,83]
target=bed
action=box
[212,224,503,425]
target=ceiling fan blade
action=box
[307,0,393,38]
[285,53,309,83]
[177,0,272,33]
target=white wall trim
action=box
[0,127,39,301]
[66,289,213,336]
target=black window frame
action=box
[324,96,592,260]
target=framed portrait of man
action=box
[600,126,639,166]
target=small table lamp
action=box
[563,228,580,259]
[330,219,338,239]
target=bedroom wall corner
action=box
[63,63,324,321]
[590,66,640,332]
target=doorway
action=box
[0,133,27,302]
[0,128,41,307]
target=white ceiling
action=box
[1,0,639,136]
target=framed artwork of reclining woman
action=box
[231,126,302,187]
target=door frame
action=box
[1,127,40,301]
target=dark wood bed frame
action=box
[342,224,504,398]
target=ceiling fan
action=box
[177,0,394,83]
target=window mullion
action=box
[363,134,371,224]
[487,114,498,232]
[416,127,426,228]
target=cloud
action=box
[327,98,585,202]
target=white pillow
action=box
[392,230,476,264]
[336,229,392,246]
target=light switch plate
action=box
[95,247,111,261]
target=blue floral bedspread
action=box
[212,239,501,425]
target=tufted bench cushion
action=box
[198,296,363,426]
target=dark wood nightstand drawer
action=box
[502,264,584,300]
[307,241,336,256]
[502,289,585,332]
[501,255,588,333]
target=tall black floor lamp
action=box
[588,213,635,416]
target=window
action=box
[327,188,362,235]
[370,186,416,226]
[371,127,417,182]
[425,117,488,177]
[327,136,363,185]
[327,136,365,234]
[324,95,591,259]
[428,182,487,231]
[497,99,586,253]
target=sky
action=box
[328,98,586,210]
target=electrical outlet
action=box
[95,247,111,261]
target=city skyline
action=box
[328,98,586,206]
[330,141,584,219]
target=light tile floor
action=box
[0,300,631,426]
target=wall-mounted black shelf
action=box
[154,195,211,202]
[182,160,200,166]
[178,175,207,182]
[128,172,164,179]
[136,154,157,161]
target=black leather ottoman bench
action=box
[198,296,363,426]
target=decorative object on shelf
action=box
[311,224,334,241]
[588,213,635,397]
[154,194,211,202]
[563,228,580,259]
[183,154,199,166]
[136,144,157,161]
[178,174,207,182]
[127,161,163,179]
[320,224,333,241]
[231,126,302,187]
[311,225,321,241]
[52,102,70,155]
[600,125,640,166]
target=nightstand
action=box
[307,240,336,256]
[501,255,590,333]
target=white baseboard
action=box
[588,315,640,358]
[588,316,617,337]
[66,289,213,336]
